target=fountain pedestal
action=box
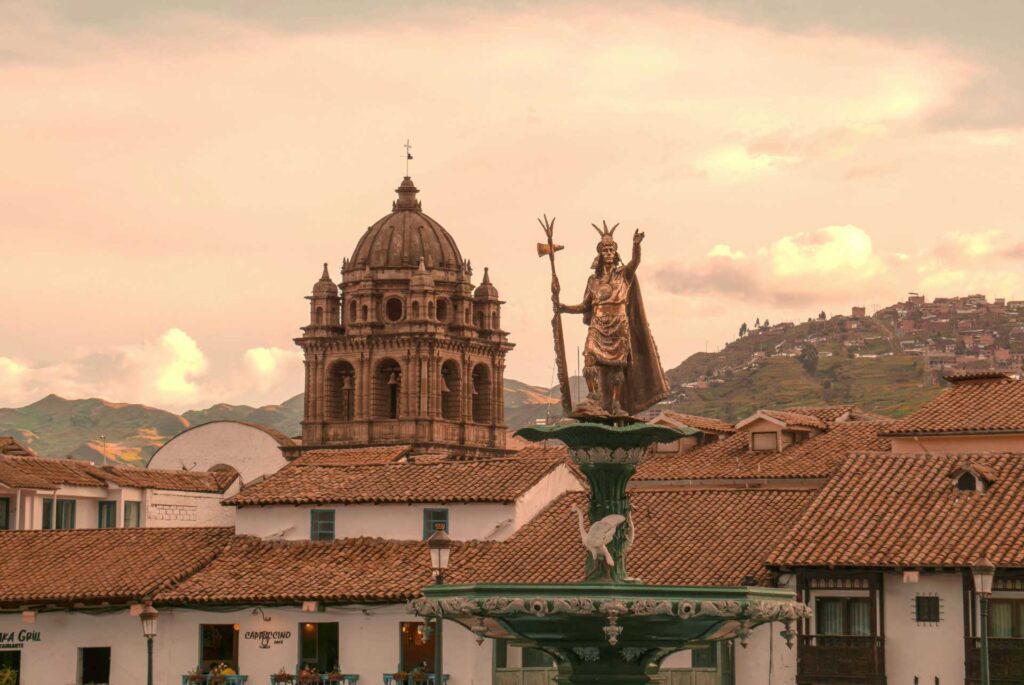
[412,422,810,684]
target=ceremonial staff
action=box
[537,215,573,416]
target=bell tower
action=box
[295,177,513,457]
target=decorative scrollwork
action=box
[572,647,601,663]
[619,647,646,663]
[676,601,695,619]
[631,599,673,616]
[440,597,478,615]
[481,597,527,614]
[527,599,549,617]
[696,600,743,618]
[552,597,598,615]
[600,600,628,616]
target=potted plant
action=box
[183,666,206,684]
[326,667,345,683]
[392,671,408,685]
[208,662,236,684]
[0,666,18,685]
[272,668,296,684]
[297,666,320,685]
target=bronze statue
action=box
[538,217,669,418]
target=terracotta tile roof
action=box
[653,411,735,434]
[0,455,106,488]
[157,536,494,605]
[768,452,1024,569]
[943,370,1011,383]
[0,455,239,493]
[0,527,234,607]
[0,437,36,457]
[463,490,815,586]
[783,405,857,424]
[881,378,1024,435]
[636,420,891,480]
[290,445,411,466]
[225,454,569,506]
[757,410,827,431]
[95,465,237,493]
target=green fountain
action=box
[411,217,810,685]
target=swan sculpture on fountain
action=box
[571,505,626,567]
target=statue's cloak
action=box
[619,275,670,415]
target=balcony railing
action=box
[797,635,885,684]
[965,637,1024,684]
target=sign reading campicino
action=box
[244,630,291,649]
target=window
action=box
[98,501,116,529]
[956,472,979,491]
[44,498,76,530]
[299,622,340,673]
[0,497,9,530]
[471,364,492,423]
[79,647,110,685]
[436,299,449,322]
[988,599,1024,638]
[440,361,461,421]
[522,648,554,668]
[423,509,449,539]
[399,622,434,672]
[200,624,238,673]
[691,644,717,668]
[815,597,872,636]
[374,359,401,419]
[385,297,404,322]
[124,501,141,528]
[915,595,940,623]
[326,362,356,421]
[311,510,336,541]
[751,432,778,451]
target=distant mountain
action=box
[0,382,560,464]
[0,394,187,465]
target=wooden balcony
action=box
[965,637,1024,684]
[797,635,886,685]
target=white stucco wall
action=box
[148,421,289,485]
[883,572,965,685]
[235,502,516,541]
[147,490,235,528]
[733,622,797,685]
[510,466,583,539]
[0,604,493,685]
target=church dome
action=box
[348,177,464,271]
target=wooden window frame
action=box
[98,500,117,529]
[815,596,875,636]
[423,509,449,540]
[311,509,336,541]
[915,595,941,623]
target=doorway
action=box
[399,621,434,672]
[79,647,110,685]
[298,622,340,673]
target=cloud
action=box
[767,225,883,279]
[0,329,303,411]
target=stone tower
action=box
[296,177,514,457]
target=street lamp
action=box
[139,602,159,685]
[427,531,451,685]
[972,558,995,685]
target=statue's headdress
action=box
[591,220,621,270]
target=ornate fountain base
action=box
[411,421,811,684]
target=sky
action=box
[1,0,1022,411]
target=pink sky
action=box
[1,1,1022,411]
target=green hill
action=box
[661,315,941,423]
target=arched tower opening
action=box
[440,360,461,421]
[325,361,356,421]
[472,363,492,423]
[374,359,402,420]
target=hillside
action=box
[662,314,941,422]
[0,382,559,463]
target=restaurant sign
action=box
[244,630,291,649]
[0,630,41,649]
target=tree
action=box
[799,343,819,375]
[818,310,827,320]
[754,317,760,328]
[739,322,748,337]
[763,319,771,329]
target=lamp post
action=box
[427,531,451,685]
[972,558,995,685]
[140,603,159,685]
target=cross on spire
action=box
[404,139,413,176]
